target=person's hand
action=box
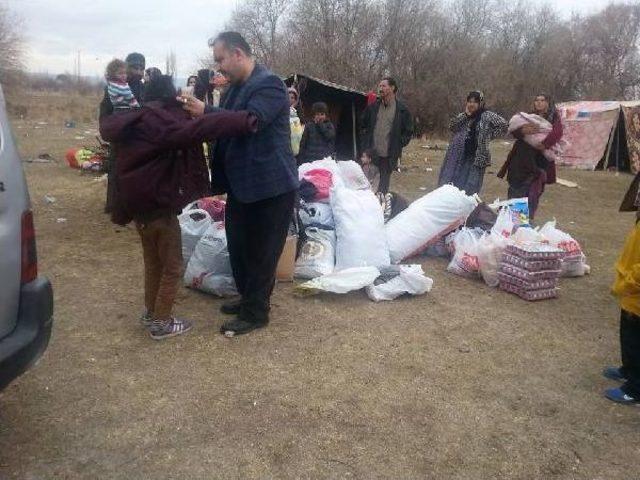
[521,124,540,135]
[177,95,205,117]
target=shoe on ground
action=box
[220,317,268,337]
[602,366,627,382]
[149,317,193,340]
[140,310,153,328]
[220,299,243,315]
[604,387,640,405]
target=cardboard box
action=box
[276,235,298,282]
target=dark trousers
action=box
[225,191,296,323]
[377,156,393,194]
[620,309,640,397]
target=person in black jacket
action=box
[360,77,413,193]
[298,102,336,164]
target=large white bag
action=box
[295,266,381,295]
[184,222,237,297]
[299,201,334,228]
[331,186,390,270]
[298,158,345,189]
[337,160,372,190]
[385,185,478,263]
[366,265,434,302]
[294,227,336,279]
[447,228,485,278]
[178,208,212,267]
[539,220,590,277]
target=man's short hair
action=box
[382,77,398,93]
[209,31,252,56]
[125,52,145,69]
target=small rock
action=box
[43,195,56,204]
[56,218,67,223]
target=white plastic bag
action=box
[385,185,478,263]
[477,234,506,287]
[184,222,237,296]
[299,201,334,228]
[447,228,484,278]
[294,227,336,279]
[539,220,590,277]
[297,158,345,189]
[366,265,434,302]
[491,206,516,239]
[295,266,381,295]
[178,208,212,267]
[331,186,390,270]
[337,160,372,190]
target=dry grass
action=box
[0,93,638,479]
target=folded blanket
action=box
[508,112,567,163]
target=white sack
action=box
[331,187,390,270]
[366,265,434,302]
[299,201,334,228]
[337,160,372,190]
[297,158,345,188]
[184,222,237,296]
[295,266,381,295]
[179,208,212,267]
[294,227,336,279]
[385,185,478,263]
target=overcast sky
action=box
[6,0,620,78]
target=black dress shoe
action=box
[220,317,268,337]
[220,299,243,315]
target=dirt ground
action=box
[0,109,639,479]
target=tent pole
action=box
[352,101,357,160]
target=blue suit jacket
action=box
[207,64,299,203]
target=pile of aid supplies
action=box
[178,157,589,303]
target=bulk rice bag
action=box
[294,227,336,279]
[385,185,478,263]
[331,186,390,270]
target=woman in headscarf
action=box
[438,91,507,195]
[498,93,563,220]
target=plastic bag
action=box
[539,220,590,277]
[331,187,390,270]
[491,206,516,239]
[178,208,212,267]
[477,234,506,287]
[385,185,478,263]
[298,158,345,189]
[492,199,529,227]
[366,265,434,302]
[447,228,484,278]
[294,227,336,279]
[298,201,334,228]
[302,169,333,202]
[295,266,381,296]
[184,222,237,296]
[337,160,372,190]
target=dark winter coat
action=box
[298,120,336,164]
[99,101,256,224]
[360,98,413,170]
[205,63,299,203]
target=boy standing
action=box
[297,102,336,165]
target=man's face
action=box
[314,112,327,123]
[213,43,242,84]
[127,64,144,81]
[534,96,549,114]
[378,80,394,99]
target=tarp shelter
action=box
[285,74,367,160]
[557,101,640,174]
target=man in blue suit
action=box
[184,32,298,336]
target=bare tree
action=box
[165,50,177,78]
